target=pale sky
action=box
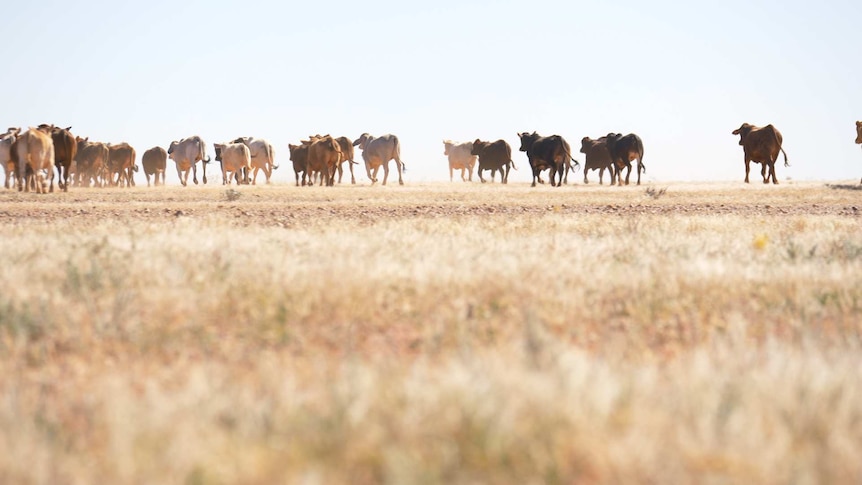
[4,0,860,185]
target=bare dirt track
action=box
[0,181,860,227]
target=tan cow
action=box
[107,142,137,187]
[443,140,476,182]
[306,135,342,186]
[16,128,55,193]
[214,142,251,185]
[141,146,167,186]
[232,136,276,184]
[732,123,788,184]
[168,136,210,186]
[353,133,405,185]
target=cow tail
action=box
[768,129,789,167]
[268,143,278,170]
[395,137,406,171]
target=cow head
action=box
[167,141,178,155]
[470,139,487,156]
[443,140,453,156]
[855,121,862,144]
[604,133,623,150]
[517,132,539,152]
[353,133,373,150]
[213,143,225,162]
[732,123,754,146]
[580,137,594,154]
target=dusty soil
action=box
[0,181,859,228]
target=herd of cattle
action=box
[1,122,861,192]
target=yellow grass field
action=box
[1,180,861,484]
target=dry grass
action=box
[1,181,861,484]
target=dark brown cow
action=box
[333,136,357,184]
[856,121,862,184]
[471,139,515,183]
[37,124,76,192]
[353,133,405,185]
[580,136,615,185]
[306,135,342,186]
[142,146,167,186]
[517,132,578,187]
[731,123,788,184]
[108,143,137,187]
[605,133,645,186]
[288,142,310,186]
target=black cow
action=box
[517,132,578,187]
[471,139,515,183]
[605,133,645,186]
[731,123,787,184]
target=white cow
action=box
[0,128,19,189]
[16,127,55,193]
[233,136,276,184]
[352,133,405,186]
[214,142,251,185]
[443,140,476,182]
[168,136,210,186]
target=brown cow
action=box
[731,123,788,184]
[16,128,55,193]
[37,124,76,192]
[107,142,137,187]
[288,142,310,186]
[334,136,358,184]
[306,135,342,186]
[353,133,405,185]
[580,136,615,185]
[856,121,862,184]
[75,137,110,187]
[142,146,167,186]
[471,139,515,183]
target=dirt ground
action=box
[0,181,860,228]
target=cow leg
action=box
[503,165,510,184]
[370,166,380,184]
[381,162,390,186]
[191,164,199,185]
[768,162,778,184]
[348,162,356,184]
[449,166,454,182]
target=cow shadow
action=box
[826,183,862,191]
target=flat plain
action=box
[1,180,861,484]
